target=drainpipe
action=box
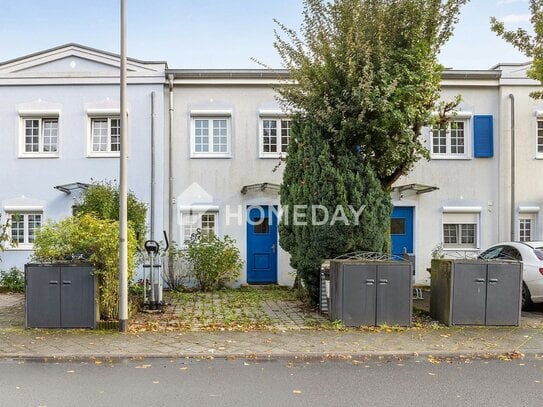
[150,91,156,240]
[168,74,174,244]
[509,94,516,241]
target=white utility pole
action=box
[118,0,129,333]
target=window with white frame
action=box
[181,211,217,243]
[191,114,231,158]
[20,117,59,157]
[537,120,543,158]
[519,211,538,242]
[442,211,479,249]
[260,117,291,157]
[430,119,470,159]
[8,212,42,247]
[89,117,120,155]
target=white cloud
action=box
[500,14,531,23]
[497,0,528,5]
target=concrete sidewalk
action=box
[1,293,543,360]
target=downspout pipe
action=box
[168,74,174,244]
[509,94,516,241]
[150,91,156,240]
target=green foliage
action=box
[491,0,543,99]
[74,180,148,243]
[274,1,467,303]
[183,231,243,291]
[0,214,10,259]
[0,267,25,293]
[165,243,192,291]
[280,120,392,304]
[32,214,138,320]
[274,0,467,187]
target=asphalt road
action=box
[0,356,542,406]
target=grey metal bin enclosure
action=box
[25,263,97,329]
[430,259,522,326]
[329,260,412,327]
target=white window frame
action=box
[180,210,218,244]
[19,116,60,158]
[429,114,472,160]
[518,207,540,241]
[441,207,481,251]
[536,118,543,159]
[190,110,232,158]
[87,116,121,157]
[5,211,43,250]
[259,115,291,158]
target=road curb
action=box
[1,349,541,362]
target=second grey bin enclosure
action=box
[25,263,96,329]
[430,259,522,326]
[329,260,412,327]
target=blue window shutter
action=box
[473,115,493,158]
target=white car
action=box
[479,241,543,310]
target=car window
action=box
[499,246,522,261]
[534,249,543,261]
[479,246,503,260]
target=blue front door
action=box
[247,206,278,284]
[390,207,414,257]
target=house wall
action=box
[498,79,543,243]
[169,83,294,285]
[0,82,165,271]
[394,81,502,284]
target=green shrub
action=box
[32,214,138,320]
[184,231,243,291]
[0,267,24,293]
[73,180,148,244]
[165,243,192,291]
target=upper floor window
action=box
[190,112,231,158]
[89,117,120,156]
[431,120,470,159]
[260,118,291,158]
[20,117,59,158]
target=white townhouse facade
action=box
[165,64,543,287]
[0,44,166,270]
[165,70,294,285]
[1,43,542,288]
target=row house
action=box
[0,44,166,271]
[1,44,542,288]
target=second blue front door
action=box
[390,206,414,257]
[247,206,278,284]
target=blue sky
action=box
[0,0,534,69]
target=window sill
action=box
[18,153,59,159]
[5,245,34,251]
[442,247,480,251]
[430,155,472,160]
[259,153,287,159]
[87,152,121,158]
[535,154,543,160]
[190,153,232,159]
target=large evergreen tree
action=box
[276,0,467,302]
[280,120,391,302]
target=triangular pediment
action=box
[0,43,165,77]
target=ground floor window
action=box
[181,211,217,243]
[7,212,42,247]
[519,213,537,242]
[442,211,479,249]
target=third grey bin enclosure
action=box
[430,259,522,326]
[25,263,97,329]
[329,260,412,327]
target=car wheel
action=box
[522,283,534,311]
